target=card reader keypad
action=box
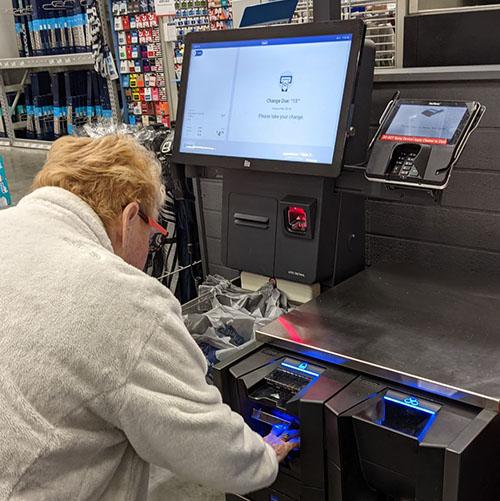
[392,151,419,179]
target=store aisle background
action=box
[2,148,225,500]
[1,147,46,204]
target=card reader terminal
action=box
[365,99,485,189]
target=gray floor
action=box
[2,146,226,501]
[1,146,47,205]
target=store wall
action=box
[198,75,500,279]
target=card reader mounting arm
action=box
[449,103,486,168]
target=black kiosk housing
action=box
[173,16,496,501]
[213,342,500,501]
[173,19,372,286]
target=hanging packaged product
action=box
[111,0,170,126]
[0,157,12,208]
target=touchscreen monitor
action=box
[173,20,365,177]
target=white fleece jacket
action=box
[0,187,278,500]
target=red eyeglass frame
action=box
[138,209,168,236]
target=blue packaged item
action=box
[0,157,12,208]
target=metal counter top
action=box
[256,266,500,411]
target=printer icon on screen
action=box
[280,72,293,92]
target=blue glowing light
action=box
[417,413,437,442]
[272,408,297,424]
[404,396,420,407]
[383,395,436,415]
[281,362,320,378]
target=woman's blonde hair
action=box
[32,134,165,225]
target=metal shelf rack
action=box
[0,53,94,70]
[341,0,404,68]
[0,0,120,149]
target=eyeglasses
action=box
[138,208,169,253]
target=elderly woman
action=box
[0,135,296,500]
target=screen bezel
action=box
[172,20,365,177]
[380,99,472,146]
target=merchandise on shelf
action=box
[11,0,92,57]
[173,0,211,85]
[111,0,170,126]
[12,70,112,141]
[208,0,233,30]
[0,157,12,208]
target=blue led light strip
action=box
[383,396,436,415]
[281,362,320,378]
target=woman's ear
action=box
[106,202,140,258]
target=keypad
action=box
[391,151,419,179]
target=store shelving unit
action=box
[292,0,314,23]
[341,0,403,67]
[0,0,120,149]
[0,53,94,70]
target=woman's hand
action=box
[263,425,300,463]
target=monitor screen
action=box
[178,33,353,165]
[382,103,468,145]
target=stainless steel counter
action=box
[256,266,500,412]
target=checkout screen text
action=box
[179,34,353,164]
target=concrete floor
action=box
[2,145,226,501]
[1,146,47,205]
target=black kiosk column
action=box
[172,19,374,501]
[173,19,373,288]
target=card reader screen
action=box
[179,34,353,164]
[381,103,468,145]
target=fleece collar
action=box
[19,187,114,253]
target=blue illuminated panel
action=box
[279,358,324,377]
[383,395,436,415]
[281,361,321,378]
[381,390,441,442]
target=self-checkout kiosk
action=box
[173,18,499,501]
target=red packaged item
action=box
[141,102,154,115]
[149,13,158,27]
[122,15,130,30]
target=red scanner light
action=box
[287,206,308,233]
